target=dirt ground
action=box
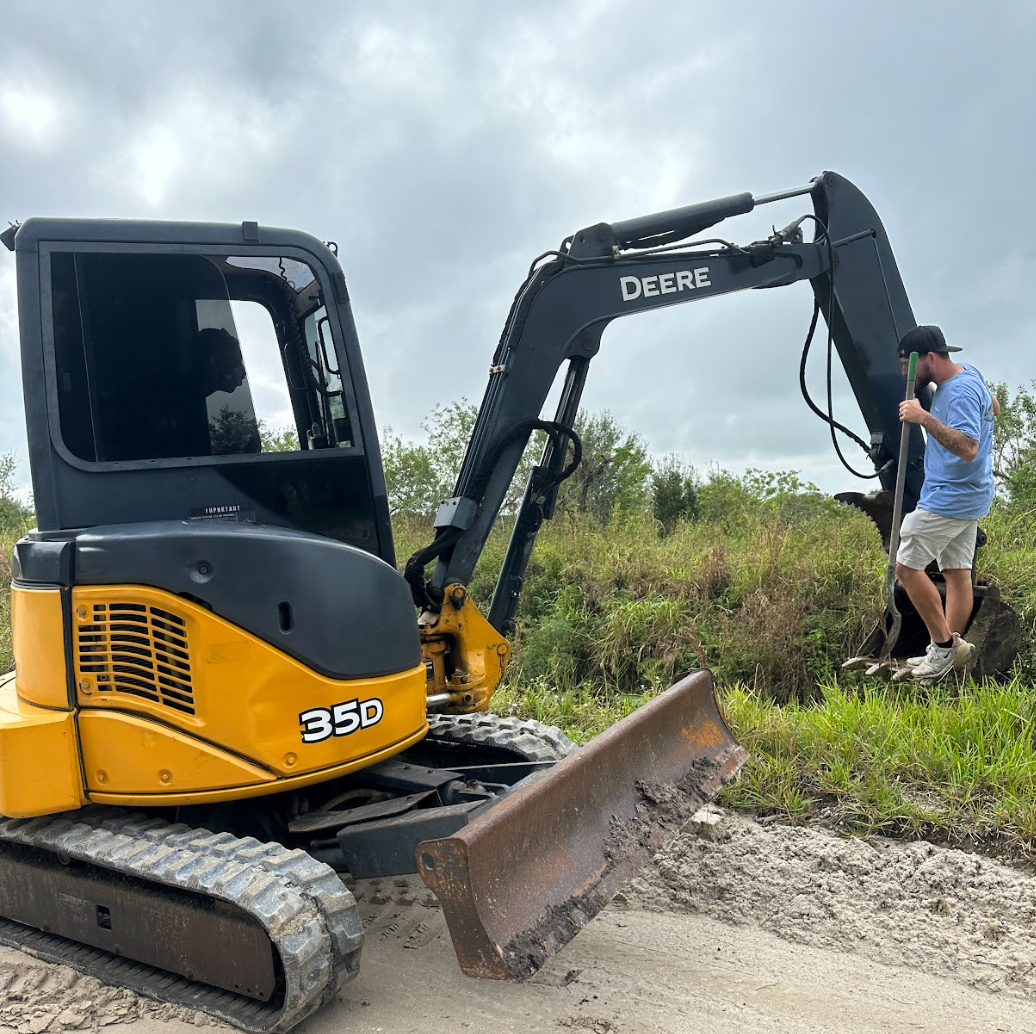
[4,809,1036,1034]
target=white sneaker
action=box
[905,634,975,671]
[910,641,957,680]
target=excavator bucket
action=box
[837,491,1021,676]
[844,580,1021,677]
[416,669,746,980]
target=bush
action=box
[497,505,885,704]
[0,454,31,533]
[651,454,698,534]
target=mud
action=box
[603,762,722,870]
[501,886,612,980]
[628,806,1036,996]
[504,769,726,979]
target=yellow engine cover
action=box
[67,585,427,806]
[10,586,71,710]
[0,587,84,816]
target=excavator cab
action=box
[40,237,385,552]
[4,221,431,824]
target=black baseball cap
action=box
[897,325,962,357]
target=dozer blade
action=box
[416,669,746,980]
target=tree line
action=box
[379,400,697,532]
[377,379,1036,530]
[2,379,1030,535]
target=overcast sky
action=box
[2,0,1034,502]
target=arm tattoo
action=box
[920,412,978,460]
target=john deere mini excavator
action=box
[0,171,1018,1031]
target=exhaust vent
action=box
[75,601,195,715]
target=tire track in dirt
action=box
[352,874,442,951]
[0,950,220,1031]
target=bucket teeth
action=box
[841,655,876,671]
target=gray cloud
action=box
[1,0,1033,504]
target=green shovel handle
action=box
[907,351,918,384]
[877,349,920,663]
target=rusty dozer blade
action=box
[416,669,746,980]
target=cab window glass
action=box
[50,251,358,463]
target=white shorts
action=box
[896,507,978,571]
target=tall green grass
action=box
[401,502,889,703]
[400,501,1036,702]
[0,522,32,673]
[722,677,1036,854]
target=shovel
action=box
[864,350,918,675]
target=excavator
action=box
[0,171,1019,1031]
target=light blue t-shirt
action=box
[918,364,995,520]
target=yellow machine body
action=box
[0,583,429,815]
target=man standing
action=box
[895,325,998,681]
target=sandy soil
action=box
[4,809,1036,1033]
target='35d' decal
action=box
[299,697,385,744]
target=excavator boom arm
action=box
[423,172,925,632]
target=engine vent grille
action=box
[76,602,195,715]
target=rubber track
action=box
[425,714,576,762]
[0,808,363,1033]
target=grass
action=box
[448,499,1036,861]
[720,677,1036,856]
[491,676,653,742]
[488,670,1036,862]
[0,521,30,673]
[400,501,890,705]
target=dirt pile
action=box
[3,814,1036,1032]
[628,806,1036,996]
